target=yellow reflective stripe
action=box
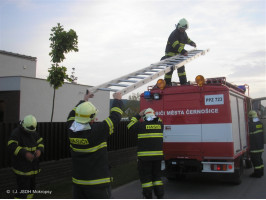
[178,72,186,77]
[7,140,18,146]
[68,117,75,121]
[254,164,264,169]
[165,52,176,57]
[27,194,34,199]
[72,177,111,185]
[250,130,263,134]
[256,124,263,129]
[164,74,172,79]
[105,117,114,135]
[127,117,138,129]
[250,149,264,153]
[178,43,185,53]
[172,40,179,48]
[12,168,41,176]
[142,181,153,188]
[138,133,163,139]
[14,146,22,156]
[153,180,163,186]
[22,146,37,151]
[187,38,192,43]
[137,151,163,157]
[37,144,44,148]
[111,107,123,115]
[70,142,107,153]
[37,138,43,144]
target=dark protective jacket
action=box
[66,100,123,187]
[7,126,44,176]
[248,120,264,153]
[127,114,164,160]
[164,28,195,56]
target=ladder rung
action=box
[119,79,138,83]
[98,88,119,92]
[138,72,154,75]
[108,83,129,87]
[128,76,145,79]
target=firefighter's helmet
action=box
[248,110,258,118]
[22,115,37,132]
[143,108,156,120]
[177,18,189,29]
[75,102,98,124]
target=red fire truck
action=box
[140,76,258,184]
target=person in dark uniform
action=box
[161,18,196,86]
[66,91,123,198]
[7,115,44,199]
[127,108,164,199]
[248,110,264,178]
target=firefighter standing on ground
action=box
[66,91,123,198]
[248,110,264,178]
[7,115,44,199]
[127,108,164,199]
[161,18,196,86]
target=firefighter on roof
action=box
[161,18,196,86]
[66,91,123,198]
[248,110,264,178]
[7,115,44,199]
[127,108,164,199]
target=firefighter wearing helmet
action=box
[161,18,197,86]
[127,108,164,198]
[66,90,123,198]
[248,110,264,178]
[7,115,44,199]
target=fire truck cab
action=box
[140,76,265,184]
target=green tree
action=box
[47,23,78,122]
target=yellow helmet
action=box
[22,115,37,132]
[144,108,156,120]
[75,102,98,124]
[248,110,258,118]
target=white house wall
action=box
[0,53,36,77]
[18,77,110,122]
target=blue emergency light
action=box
[144,91,152,99]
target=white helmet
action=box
[75,102,98,124]
[177,18,189,29]
[143,108,156,121]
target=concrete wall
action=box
[0,76,110,122]
[0,53,36,78]
[20,77,110,122]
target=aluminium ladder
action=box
[89,49,210,96]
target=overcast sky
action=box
[1,0,265,99]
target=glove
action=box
[190,41,196,47]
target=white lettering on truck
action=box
[155,108,219,116]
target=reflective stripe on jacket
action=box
[7,126,44,176]
[249,120,264,153]
[127,114,164,160]
[66,99,123,187]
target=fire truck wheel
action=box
[230,158,244,185]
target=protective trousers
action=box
[250,152,264,177]
[138,159,164,199]
[161,55,187,85]
[15,175,35,199]
[72,184,111,199]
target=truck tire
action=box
[230,158,244,185]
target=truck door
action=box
[163,90,203,159]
